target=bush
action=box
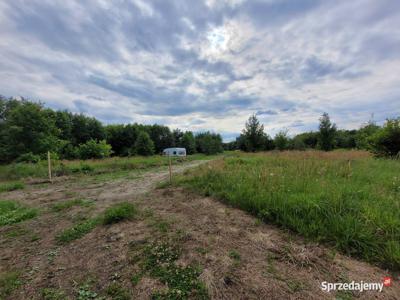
[60,143,80,159]
[103,202,137,224]
[78,139,112,159]
[370,118,400,158]
[15,152,41,163]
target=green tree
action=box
[134,131,155,156]
[274,130,289,151]
[181,131,196,154]
[355,122,380,150]
[1,100,62,161]
[149,125,173,154]
[318,113,337,151]
[370,118,400,157]
[241,114,266,152]
[195,132,223,155]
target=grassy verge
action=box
[0,200,37,226]
[177,150,400,270]
[0,153,216,181]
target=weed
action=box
[228,250,241,261]
[102,202,137,225]
[56,218,99,244]
[130,273,142,286]
[0,200,37,226]
[0,181,25,193]
[0,271,21,299]
[76,283,105,300]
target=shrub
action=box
[370,118,400,158]
[103,202,137,224]
[78,139,112,159]
[15,152,41,163]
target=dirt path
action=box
[0,159,399,299]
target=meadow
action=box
[178,150,400,270]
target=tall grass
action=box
[178,150,400,270]
[0,153,213,181]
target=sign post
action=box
[169,155,172,184]
[48,151,52,183]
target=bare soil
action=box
[0,160,399,299]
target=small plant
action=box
[228,250,241,261]
[0,271,21,299]
[77,283,105,300]
[130,273,142,286]
[105,282,130,300]
[0,181,25,193]
[56,218,99,244]
[102,202,137,225]
[41,287,67,300]
[0,200,37,226]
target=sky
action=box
[1,0,400,141]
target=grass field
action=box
[178,150,400,270]
[0,154,213,182]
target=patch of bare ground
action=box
[0,160,398,299]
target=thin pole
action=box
[169,155,172,184]
[48,151,52,183]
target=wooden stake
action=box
[169,155,172,184]
[48,151,52,183]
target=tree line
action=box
[225,113,400,158]
[0,96,223,163]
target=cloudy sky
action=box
[1,0,399,140]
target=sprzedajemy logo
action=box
[321,277,392,293]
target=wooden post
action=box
[169,155,172,184]
[48,151,52,183]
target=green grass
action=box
[0,181,25,193]
[0,271,21,299]
[52,198,94,212]
[177,150,400,270]
[0,200,37,226]
[102,202,137,225]
[56,218,100,244]
[0,153,216,181]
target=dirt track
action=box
[0,160,399,299]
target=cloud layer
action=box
[1,0,399,140]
